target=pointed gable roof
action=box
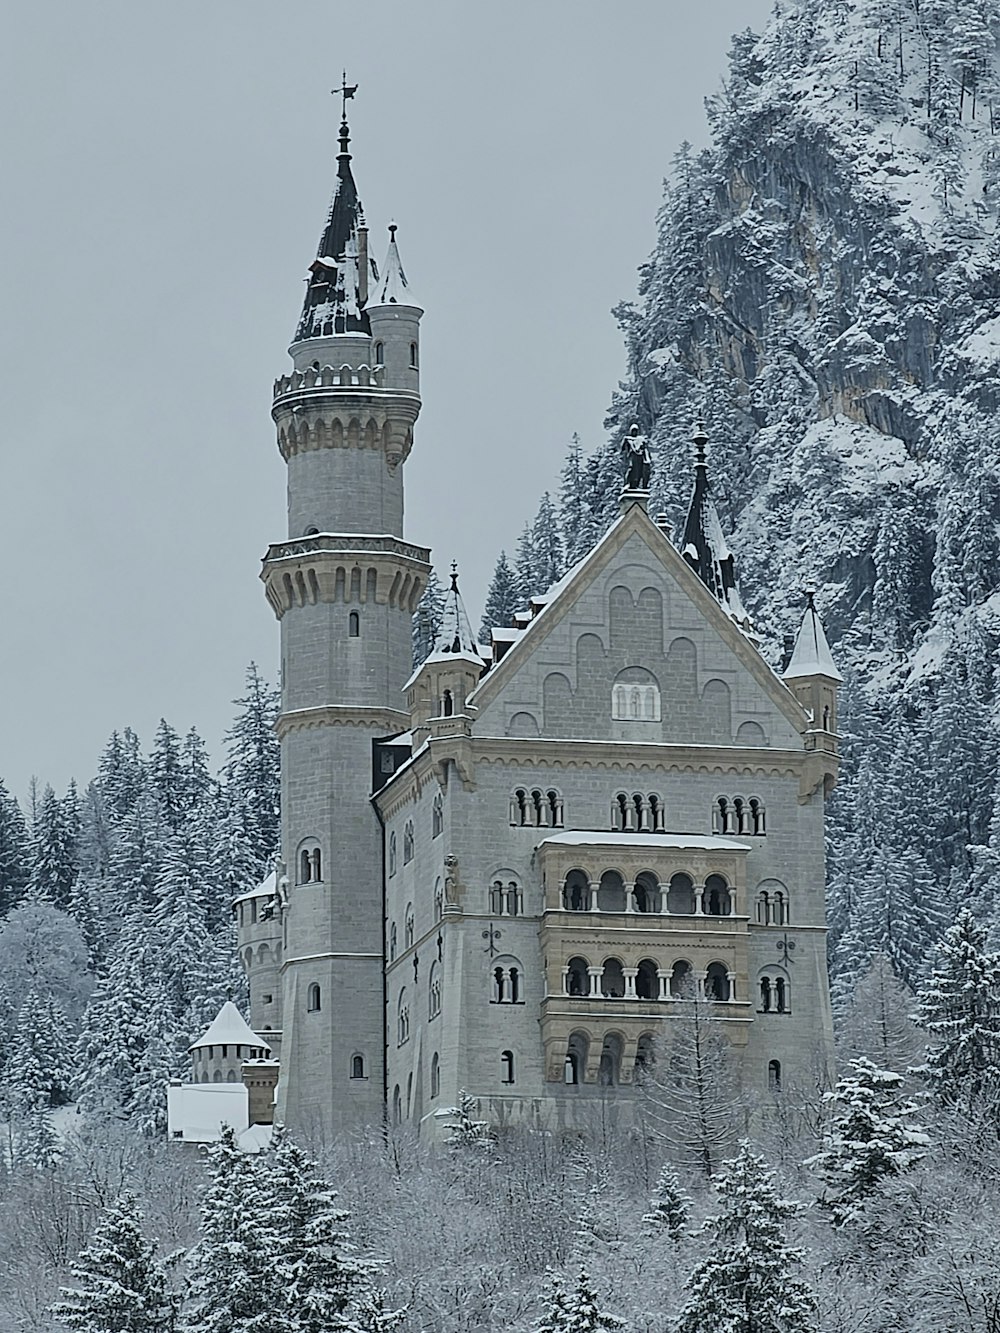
[470,502,808,735]
[369,224,421,308]
[784,594,843,682]
[189,1002,270,1053]
[681,423,750,627]
[295,115,372,341]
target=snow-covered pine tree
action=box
[51,1193,178,1333]
[807,1056,929,1228]
[479,550,520,643]
[534,1267,623,1333]
[447,1089,497,1151]
[530,492,565,593]
[558,434,598,567]
[96,727,146,821]
[411,569,445,668]
[677,1142,815,1333]
[641,1163,692,1240]
[916,907,1000,1112]
[30,783,78,910]
[149,720,187,832]
[0,776,29,918]
[268,1129,375,1332]
[223,664,281,868]
[185,1126,291,1333]
[6,990,74,1108]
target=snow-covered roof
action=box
[167,1083,249,1143]
[368,225,421,308]
[784,597,843,682]
[189,1002,271,1054]
[232,869,277,906]
[538,831,751,852]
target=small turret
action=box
[681,422,752,631]
[406,564,485,749]
[367,224,422,394]
[189,1002,271,1085]
[783,591,842,753]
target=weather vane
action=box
[333,71,358,119]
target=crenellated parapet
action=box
[261,533,430,619]
[272,364,421,468]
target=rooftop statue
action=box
[621,422,652,490]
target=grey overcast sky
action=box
[0,0,772,803]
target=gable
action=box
[471,508,805,749]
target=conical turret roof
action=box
[680,423,750,627]
[369,224,421,308]
[189,1001,270,1053]
[433,564,480,660]
[784,594,843,681]
[294,113,372,341]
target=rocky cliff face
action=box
[485,0,1000,990]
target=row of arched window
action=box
[388,822,416,876]
[388,904,416,962]
[298,843,322,884]
[564,955,735,1001]
[561,1030,784,1093]
[392,1048,515,1125]
[510,788,565,828]
[372,341,418,368]
[713,796,766,836]
[611,792,666,832]
[561,869,735,916]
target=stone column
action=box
[589,881,600,912]
[623,967,638,999]
[694,885,705,915]
[624,882,636,913]
[561,965,570,996]
[656,969,669,1000]
[587,966,603,998]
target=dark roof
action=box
[294,119,372,341]
[680,424,750,625]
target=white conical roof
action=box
[368,225,421,308]
[783,598,843,682]
[189,1002,271,1053]
[433,564,480,659]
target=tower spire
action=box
[369,222,421,308]
[680,421,751,628]
[294,79,370,342]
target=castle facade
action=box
[235,109,841,1140]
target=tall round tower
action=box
[261,105,430,1133]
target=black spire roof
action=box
[680,423,751,626]
[294,115,373,341]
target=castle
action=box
[233,103,841,1141]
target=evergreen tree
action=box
[447,1089,496,1151]
[30,783,78,909]
[534,1268,623,1333]
[0,776,29,917]
[641,1164,691,1240]
[149,721,186,832]
[52,1193,178,1333]
[185,1126,293,1333]
[6,989,74,1108]
[807,1057,929,1227]
[97,727,146,821]
[180,728,213,815]
[916,907,1000,1110]
[223,664,281,867]
[411,570,445,668]
[558,434,599,566]
[269,1129,374,1332]
[531,492,565,592]
[479,551,520,643]
[677,1143,815,1333]
[837,953,923,1073]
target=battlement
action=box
[273,363,385,401]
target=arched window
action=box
[442,689,453,716]
[491,955,524,1004]
[298,842,322,884]
[547,789,564,827]
[432,793,443,837]
[667,873,695,914]
[490,874,521,917]
[434,879,443,921]
[749,797,766,835]
[600,958,625,998]
[636,958,659,1000]
[757,972,791,1014]
[565,1031,588,1085]
[389,923,397,962]
[669,959,693,998]
[531,788,547,826]
[350,1054,365,1079]
[403,821,414,864]
[501,1049,515,1084]
[428,963,441,1020]
[397,991,410,1045]
[706,961,731,1002]
[704,874,732,916]
[404,904,414,949]
[633,872,658,913]
[598,1033,623,1086]
[299,849,310,883]
[597,871,626,913]
[374,341,384,365]
[768,1059,782,1092]
[388,832,397,876]
[307,983,321,1012]
[566,956,590,997]
[563,869,589,911]
[348,611,360,637]
[511,789,529,826]
[610,791,665,832]
[755,880,789,925]
[635,1033,655,1073]
[430,1052,440,1098]
[611,667,661,721]
[410,342,418,368]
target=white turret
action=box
[367,224,422,395]
[783,591,842,751]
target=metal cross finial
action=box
[389,222,398,242]
[450,560,459,592]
